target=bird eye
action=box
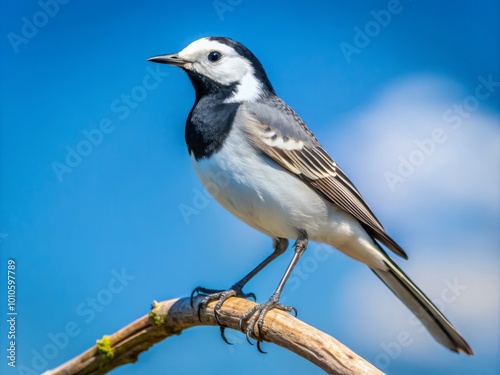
[207,51,221,62]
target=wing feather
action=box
[241,101,407,259]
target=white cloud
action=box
[337,249,498,358]
[327,75,500,362]
[328,75,500,218]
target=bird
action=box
[148,36,473,355]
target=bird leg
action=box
[239,231,308,353]
[191,238,289,344]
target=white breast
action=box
[192,129,321,239]
[191,124,386,269]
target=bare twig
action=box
[43,296,384,375]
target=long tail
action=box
[371,256,473,355]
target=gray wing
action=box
[241,98,407,259]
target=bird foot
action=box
[238,293,297,353]
[190,285,256,345]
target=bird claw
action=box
[219,326,233,345]
[190,285,257,343]
[239,294,297,353]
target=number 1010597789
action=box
[7,260,17,367]
[8,260,16,312]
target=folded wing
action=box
[241,99,407,259]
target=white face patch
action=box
[178,38,263,102]
[226,69,262,103]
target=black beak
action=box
[147,53,188,67]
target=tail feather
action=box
[371,257,473,355]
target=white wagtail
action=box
[148,36,473,355]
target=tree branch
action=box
[43,296,384,375]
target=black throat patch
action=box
[185,94,241,160]
[185,70,238,101]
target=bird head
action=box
[148,37,275,102]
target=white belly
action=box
[193,143,325,239]
[191,128,386,268]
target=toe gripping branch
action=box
[191,232,308,353]
[239,292,297,353]
[190,285,256,345]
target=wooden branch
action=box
[42,296,384,375]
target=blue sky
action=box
[1,1,499,374]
